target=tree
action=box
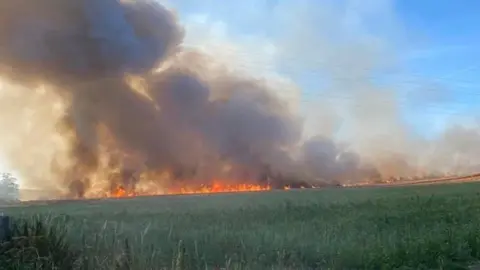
[0,173,19,201]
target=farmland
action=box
[3,182,480,269]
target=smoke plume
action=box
[0,0,478,199]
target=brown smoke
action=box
[0,0,478,199]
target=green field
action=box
[3,182,480,269]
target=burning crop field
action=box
[2,0,480,268]
[0,0,358,200]
[1,0,480,201]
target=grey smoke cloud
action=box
[0,0,478,199]
[0,0,315,197]
[0,0,182,81]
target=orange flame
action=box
[111,186,130,198]
[108,181,274,198]
[169,182,272,195]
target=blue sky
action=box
[165,0,480,138]
[396,0,480,135]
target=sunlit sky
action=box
[1,0,479,177]
[165,0,479,136]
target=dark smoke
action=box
[0,0,322,197]
[0,0,474,199]
[0,0,181,82]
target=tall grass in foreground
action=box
[3,183,480,269]
[0,216,76,269]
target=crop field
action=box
[3,182,480,269]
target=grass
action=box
[0,216,77,269]
[2,182,480,269]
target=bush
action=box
[0,217,78,270]
[0,173,19,201]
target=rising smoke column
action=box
[0,0,318,198]
[0,0,184,197]
[1,0,476,199]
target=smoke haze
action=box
[0,0,478,199]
